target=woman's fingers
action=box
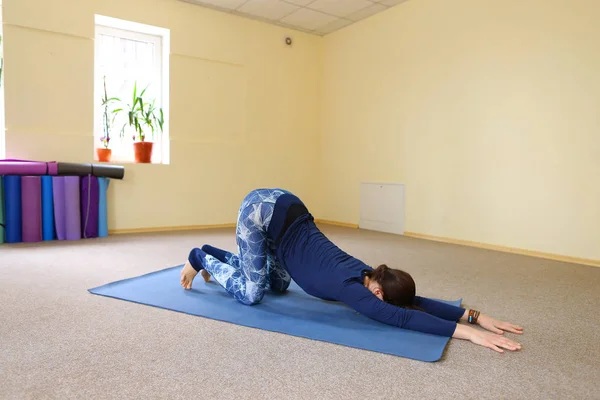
[510,324,524,333]
[487,342,504,353]
[498,322,524,334]
[493,336,521,351]
[491,325,504,334]
[502,325,523,334]
[500,342,519,351]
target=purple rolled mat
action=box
[80,176,99,239]
[21,176,43,242]
[0,159,58,175]
[52,177,67,240]
[64,176,81,240]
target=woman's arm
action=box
[413,296,466,321]
[414,297,523,335]
[339,283,460,337]
[340,283,523,353]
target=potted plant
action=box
[97,76,119,162]
[117,81,164,163]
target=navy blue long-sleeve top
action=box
[269,194,465,337]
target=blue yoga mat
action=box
[4,175,22,243]
[98,177,109,237]
[41,176,55,241]
[89,266,461,362]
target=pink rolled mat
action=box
[0,159,58,175]
[52,176,82,240]
[21,176,43,242]
[80,176,99,239]
[52,177,67,240]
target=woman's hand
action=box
[453,324,522,353]
[477,314,524,335]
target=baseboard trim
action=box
[108,219,358,235]
[315,219,359,229]
[108,222,597,267]
[109,223,236,235]
[404,232,600,268]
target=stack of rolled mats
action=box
[0,159,125,244]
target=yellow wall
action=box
[321,0,600,260]
[4,0,599,262]
[3,0,323,229]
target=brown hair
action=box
[365,264,421,310]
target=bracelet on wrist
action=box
[468,309,480,324]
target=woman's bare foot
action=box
[200,269,211,283]
[180,261,199,289]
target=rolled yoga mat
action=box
[41,176,55,241]
[21,176,43,243]
[80,175,99,238]
[52,177,66,240]
[4,176,23,243]
[98,177,110,237]
[57,162,125,180]
[64,177,81,240]
[0,177,5,243]
[89,266,463,362]
[52,176,82,241]
[0,159,58,175]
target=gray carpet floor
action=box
[1,225,599,400]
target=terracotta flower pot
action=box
[134,141,154,163]
[96,148,112,162]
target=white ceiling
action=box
[180,0,409,36]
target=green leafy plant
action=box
[100,76,120,149]
[116,81,164,142]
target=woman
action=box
[181,188,523,354]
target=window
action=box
[94,15,170,164]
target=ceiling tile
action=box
[237,0,300,20]
[283,0,315,5]
[307,0,375,18]
[193,0,247,10]
[177,0,408,36]
[280,8,338,31]
[314,18,353,34]
[378,0,408,6]
[346,2,387,21]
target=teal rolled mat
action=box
[41,176,55,241]
[0,176,5,243]
[98,177,109,237]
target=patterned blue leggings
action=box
[188,189,292,305]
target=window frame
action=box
[93,15,170,164]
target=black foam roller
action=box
[91,164,125,180]
[56,163,125,180]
